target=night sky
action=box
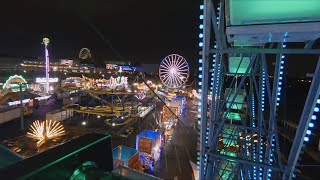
[0,1,318,76]
[0,0,200,66]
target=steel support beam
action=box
[263,43,282,179]
[283,57,320,179]
[199,0,212,179]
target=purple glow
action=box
[159,54,189,89]
[170,68,177,74]
[45,48,50,94]
[135,92,146,100]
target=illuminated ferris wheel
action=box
[159,54,189,89]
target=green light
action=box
[3,75,28,91]
[226,96,245,110]
[228,57,251,74]
[222,128,239,146]
[225,88,246,110]
[228,0,320,26]
[70,161,97,180]
[219,150,236,179]
[224,112,241,121]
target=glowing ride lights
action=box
[27,120,65,147]
[3,75,28,91]
[107,76,128,89]
[159,54,189,89]
[43,37,50,94]
[78,75,128,90]
[135,91,146,100]
[79,48,91,59]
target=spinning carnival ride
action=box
[198,1,320,180]
[159,54,189,89]
[61,75,137,120]
[27,120,65,147]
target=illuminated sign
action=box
[36,78,59,83]
[60,59,73,65]
[118,66,143,72]
[8,99,31,106]
[106,64,118,70]
[8,96,51,106]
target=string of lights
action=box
[197,4,205,177]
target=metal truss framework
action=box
[198,0,320,179]
[62,90,138,117]
[83,92,135,113]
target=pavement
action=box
[112,99,198,180]
[153,100,198,180]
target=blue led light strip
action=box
[259,66,266,180]
[303,98,320,143]
[197,3,204,176]
[267,43,287,180]
[252,92,258,179]
[262,69,266,112]
[259,65,266,179]
[276,44,286,107]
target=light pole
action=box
[19,83,24,130]
[43,37,50,95]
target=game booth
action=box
[136,130,163,170]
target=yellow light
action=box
[27,120,65,147]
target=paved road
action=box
[153,100,198,180]
[113,99,198,180]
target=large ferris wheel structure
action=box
[159,54,189,89]
[198,1,320,180]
